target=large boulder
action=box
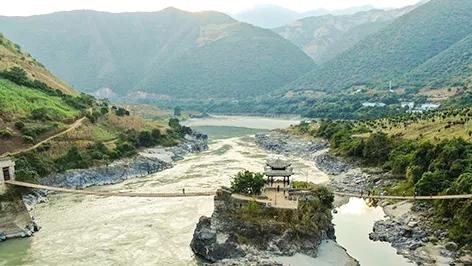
[190,216,245,262]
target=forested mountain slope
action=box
[0,8,314,99]
[402,34,472,88]
[288,0,472,91]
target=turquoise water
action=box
[191,125,265,140]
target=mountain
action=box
[402,34,472,87]
[288,0,472,91]
[0,8,314,99]
[0,33,76,95]
[233,4,301,28]
[274,7,414,63]
[233,4,376,29]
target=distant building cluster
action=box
[362,101,441,113]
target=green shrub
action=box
[230,170,265,195]
[115,107,130,116]
[0,127,14,138]
[31,107,61,121]
[14,121,25,130]
[55,145,90,171]
[21,124,56,139]
[0,67,29,85]
[22,135,34,143]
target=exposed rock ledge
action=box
[22,132,208,209]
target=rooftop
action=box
[264,169,293,177]
[266,158,291,169]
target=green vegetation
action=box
[0,79,78,119]
[0,62,184,179]
[289,0,472,91]
[292,181,334,209]
[151,88,415,120]
[0,8,314,99]
[402,34,472,88]
[235,181,334,237]
[230,170,266,195]
[14,117,191,181]
[292,111,472,245]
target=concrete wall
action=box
[0,158,15,182]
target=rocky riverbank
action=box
[22,132,208,209]
[255,132,470,265]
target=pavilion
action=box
[264,158,293,187]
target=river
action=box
[0,116,413,266]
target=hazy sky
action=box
[1,0,423,16]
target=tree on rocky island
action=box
[230,170,265,195]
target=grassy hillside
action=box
[0,77,82,154]
[0,8,314,99]
[0,33,76,95]
[0,36,191,182]
[289,0,472,91]
[0,79,78,119]
[274,7,415,63]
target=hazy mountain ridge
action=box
[0,8,314,99]
[274,7,415,63]
[288,0,472,91]
[233,4,376,28]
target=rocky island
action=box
[190,164,358,265]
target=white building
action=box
[0,157,15,182]
[362,102,386,107]
[401,102,415,110]
[412,103,441,113]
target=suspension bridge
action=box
[5,180,472,200]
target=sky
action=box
[1,0,423,16]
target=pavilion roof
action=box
[266,158,291,169]
[264,169,293,177]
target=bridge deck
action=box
[5,181,472,200]
[5,181,215,198]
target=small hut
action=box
[0,157,15,182]
[264,158,293,187]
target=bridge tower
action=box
[0,157,15,194]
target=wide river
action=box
[0,116,413,266]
